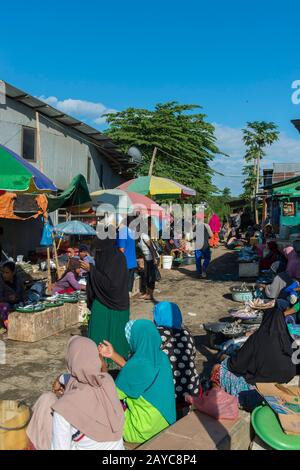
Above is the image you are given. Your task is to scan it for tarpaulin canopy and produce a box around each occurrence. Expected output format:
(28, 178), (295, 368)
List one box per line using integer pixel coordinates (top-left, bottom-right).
(47, 174), (92, 213)
(272, 176), (300, 198)
(0, 192), (48, 220)
(0, 144), (57, 193)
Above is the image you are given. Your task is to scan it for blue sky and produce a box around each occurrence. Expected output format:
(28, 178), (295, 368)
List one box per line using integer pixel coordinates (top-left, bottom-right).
(1, 0), (300, 194)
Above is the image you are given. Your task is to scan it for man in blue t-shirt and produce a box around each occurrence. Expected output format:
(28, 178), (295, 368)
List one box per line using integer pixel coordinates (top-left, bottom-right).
(116, 218), (137, 292)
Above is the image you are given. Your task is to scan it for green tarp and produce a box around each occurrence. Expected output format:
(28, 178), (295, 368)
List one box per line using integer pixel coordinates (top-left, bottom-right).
(47, 174), (91, 212)
(272, 179), (300, 197)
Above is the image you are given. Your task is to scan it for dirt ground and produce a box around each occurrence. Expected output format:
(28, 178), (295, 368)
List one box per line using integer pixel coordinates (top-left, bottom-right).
(0, 246), (240, 407)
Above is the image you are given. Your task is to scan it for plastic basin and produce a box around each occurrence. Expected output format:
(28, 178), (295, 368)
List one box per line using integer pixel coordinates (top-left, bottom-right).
(251, 405), (300, 450)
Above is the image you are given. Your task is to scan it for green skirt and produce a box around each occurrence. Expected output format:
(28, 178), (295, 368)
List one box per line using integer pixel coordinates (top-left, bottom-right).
(88, 299), (130, 367)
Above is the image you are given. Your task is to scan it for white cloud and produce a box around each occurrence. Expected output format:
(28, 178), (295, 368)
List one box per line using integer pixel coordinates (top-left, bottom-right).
(212, 123), (300, 195)
(38, 95), (117, 125)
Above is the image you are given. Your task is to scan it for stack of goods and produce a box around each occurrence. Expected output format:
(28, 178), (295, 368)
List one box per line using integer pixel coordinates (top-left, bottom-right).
(15, 291), (84, 313)
(238, 246), (259, 263)
(229, 305), (263, 322)
(256, 384), (300, 435)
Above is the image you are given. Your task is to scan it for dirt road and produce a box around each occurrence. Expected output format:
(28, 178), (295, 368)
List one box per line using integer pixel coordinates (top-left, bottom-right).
(0, 246), (239, 406)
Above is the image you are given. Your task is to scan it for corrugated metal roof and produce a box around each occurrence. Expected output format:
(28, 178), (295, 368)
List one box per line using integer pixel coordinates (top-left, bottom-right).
(2, 81), (136, 174)
(291, 119), (300, 133)
(273, 163), (300, 172)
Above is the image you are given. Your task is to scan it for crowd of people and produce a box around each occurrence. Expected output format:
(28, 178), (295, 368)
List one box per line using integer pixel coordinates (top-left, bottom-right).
(2, 209), (300, 450)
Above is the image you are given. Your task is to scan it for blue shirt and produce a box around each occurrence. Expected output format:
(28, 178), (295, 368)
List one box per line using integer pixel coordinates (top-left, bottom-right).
(116, 226), (137, 269)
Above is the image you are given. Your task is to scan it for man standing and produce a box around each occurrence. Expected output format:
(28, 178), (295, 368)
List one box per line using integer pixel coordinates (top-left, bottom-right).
(116, 216), (137, 293)
(194, 213), (213, 278)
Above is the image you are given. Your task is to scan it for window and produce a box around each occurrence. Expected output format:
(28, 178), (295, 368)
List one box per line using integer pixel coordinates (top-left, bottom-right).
(87, 156), (92, 184)
(22, 127), (36, 161)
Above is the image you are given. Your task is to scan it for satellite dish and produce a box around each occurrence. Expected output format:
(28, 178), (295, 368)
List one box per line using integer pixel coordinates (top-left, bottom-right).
(128, 146), (143, 164)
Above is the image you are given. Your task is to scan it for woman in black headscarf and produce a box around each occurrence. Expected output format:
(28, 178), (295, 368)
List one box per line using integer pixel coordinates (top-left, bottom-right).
(211, 307), (297, 401)
(84, 237), (130, 367)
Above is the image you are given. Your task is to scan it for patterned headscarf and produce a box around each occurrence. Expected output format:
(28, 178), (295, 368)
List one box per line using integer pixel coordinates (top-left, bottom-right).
(125, 320), (136, 345)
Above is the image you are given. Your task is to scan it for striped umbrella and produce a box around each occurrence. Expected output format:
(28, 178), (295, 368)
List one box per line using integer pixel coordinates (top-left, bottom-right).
(90, 189), (166, 218)
(0, 144), (57, 192)
(117, 175), (196, 199)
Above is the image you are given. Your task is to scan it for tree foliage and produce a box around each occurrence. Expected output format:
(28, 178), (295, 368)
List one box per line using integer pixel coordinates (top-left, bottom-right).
(208, 187), (234, 221)
(104, 102), (222, 201)
(242, 121), (279, 201)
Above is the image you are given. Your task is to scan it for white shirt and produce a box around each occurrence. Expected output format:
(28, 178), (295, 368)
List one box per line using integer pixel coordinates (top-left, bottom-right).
(194, 222), (213, 250)
(51, 412), (124, 451)
(139, 233), (153, 261)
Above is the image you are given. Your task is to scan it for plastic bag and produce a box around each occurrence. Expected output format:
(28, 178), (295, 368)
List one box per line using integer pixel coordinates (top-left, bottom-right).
(185, 387), (239, 421)
(40, 221), (54, 247)
(155, 266), (161, 282)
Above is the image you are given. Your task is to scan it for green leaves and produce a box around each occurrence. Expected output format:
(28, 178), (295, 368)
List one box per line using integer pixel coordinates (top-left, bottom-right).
(242, 121), (279, 201)
(104, 101), (222, 201)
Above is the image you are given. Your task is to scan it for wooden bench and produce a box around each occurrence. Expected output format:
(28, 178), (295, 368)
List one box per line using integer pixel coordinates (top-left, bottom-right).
(135, 410), (251, 450)
(8, 303), (80, 342)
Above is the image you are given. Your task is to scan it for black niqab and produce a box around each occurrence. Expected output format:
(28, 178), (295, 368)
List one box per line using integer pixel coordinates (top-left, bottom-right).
(86, 237), (129, 311)
(228, 307), (296, 385)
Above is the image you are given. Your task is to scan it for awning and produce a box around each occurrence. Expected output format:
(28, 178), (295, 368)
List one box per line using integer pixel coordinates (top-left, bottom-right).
(47, 174), (92, 213)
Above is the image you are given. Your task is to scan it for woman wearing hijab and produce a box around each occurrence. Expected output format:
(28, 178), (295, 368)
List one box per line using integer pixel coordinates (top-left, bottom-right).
(52, 259), (85, 295)
(99, 319), (176, 444)
(26, 336), (124, 450)
(208, 213), (221, 248)
(283, 246), (300, 279)
(211, 307), (297, 401)
(153, 302), (200, 402)
(85, 237), (130, 365)
(0, 261), (25, 328)
(259, 271), (294, 300)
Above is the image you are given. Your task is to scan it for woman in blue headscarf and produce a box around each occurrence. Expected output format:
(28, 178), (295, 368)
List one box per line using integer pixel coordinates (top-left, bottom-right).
(153, 302), (200, 402)
(98, 319), (176, 444)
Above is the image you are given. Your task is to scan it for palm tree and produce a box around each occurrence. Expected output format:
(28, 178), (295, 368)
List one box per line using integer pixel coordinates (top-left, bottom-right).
(242, 121), (279, 224)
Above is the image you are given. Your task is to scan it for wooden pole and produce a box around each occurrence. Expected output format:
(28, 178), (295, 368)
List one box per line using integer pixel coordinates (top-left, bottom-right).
(36, 111), (43, 172)
(52, 235), (60, 275)
(148, 147), (158, 177)
(57, 236), (63, 251)
(255, 155), (260, 225)
(46, 247), (52, 294)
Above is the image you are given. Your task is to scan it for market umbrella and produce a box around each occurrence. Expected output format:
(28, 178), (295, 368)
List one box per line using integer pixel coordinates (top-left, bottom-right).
(0, 144), (57, 192)
(55, 220), (97, 236)
(117, 176), (196, 199)
(90, 189), (166, 218)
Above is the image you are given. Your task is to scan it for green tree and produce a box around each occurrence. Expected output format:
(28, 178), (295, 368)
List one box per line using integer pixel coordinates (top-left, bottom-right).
(104, 102), (222, 201)
(221, 187), (231, 201)
(242, 121), (279, 223)
(208, 187), (234, 221)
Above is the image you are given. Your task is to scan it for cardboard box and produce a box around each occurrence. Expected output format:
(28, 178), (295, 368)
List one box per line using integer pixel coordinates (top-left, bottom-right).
(256, 383), (300, 435)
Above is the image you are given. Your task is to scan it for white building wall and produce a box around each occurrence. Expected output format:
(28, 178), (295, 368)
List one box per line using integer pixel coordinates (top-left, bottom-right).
(0, 97), (122, 192)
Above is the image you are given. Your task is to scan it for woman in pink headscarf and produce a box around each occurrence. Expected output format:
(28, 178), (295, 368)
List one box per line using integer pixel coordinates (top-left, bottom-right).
(208, 214), (221, 248)
(26, 336), (124, 450)
(283, 247), (300, 279)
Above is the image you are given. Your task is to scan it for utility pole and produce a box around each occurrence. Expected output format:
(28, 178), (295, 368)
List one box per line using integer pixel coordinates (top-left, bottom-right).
(148, 147), (158, 176)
